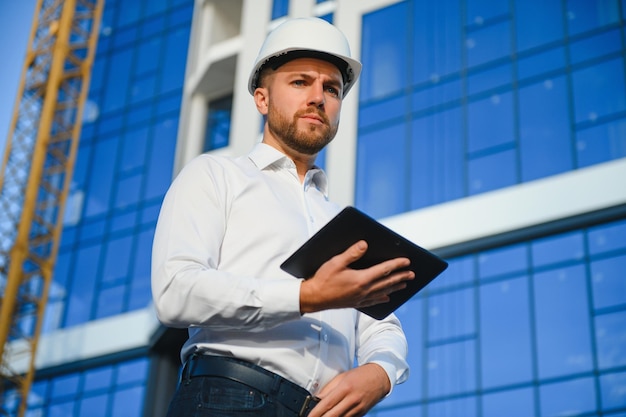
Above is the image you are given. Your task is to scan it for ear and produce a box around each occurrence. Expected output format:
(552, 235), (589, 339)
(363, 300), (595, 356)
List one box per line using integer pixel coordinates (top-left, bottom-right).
(254, 87), (269, 116)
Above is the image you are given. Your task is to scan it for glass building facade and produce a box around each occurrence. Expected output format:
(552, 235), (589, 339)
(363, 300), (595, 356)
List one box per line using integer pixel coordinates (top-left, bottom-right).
(2, 0), (624, 416)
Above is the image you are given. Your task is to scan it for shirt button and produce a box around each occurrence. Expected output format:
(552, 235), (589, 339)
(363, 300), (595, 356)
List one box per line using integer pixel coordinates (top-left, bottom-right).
(313, 382), (319, 389)
(323, 334), (328, 342)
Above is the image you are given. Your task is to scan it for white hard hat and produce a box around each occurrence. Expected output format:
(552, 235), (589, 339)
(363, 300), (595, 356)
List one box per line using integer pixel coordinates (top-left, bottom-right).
(248, 17), (362, 98)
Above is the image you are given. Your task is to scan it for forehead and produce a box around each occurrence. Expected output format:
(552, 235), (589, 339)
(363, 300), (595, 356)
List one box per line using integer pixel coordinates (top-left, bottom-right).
(272, 57), (343, 81)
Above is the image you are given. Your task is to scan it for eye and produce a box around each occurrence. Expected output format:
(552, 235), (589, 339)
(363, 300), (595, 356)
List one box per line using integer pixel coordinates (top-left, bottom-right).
(292, 79), (306, 87)
(326, 86), (340, 98)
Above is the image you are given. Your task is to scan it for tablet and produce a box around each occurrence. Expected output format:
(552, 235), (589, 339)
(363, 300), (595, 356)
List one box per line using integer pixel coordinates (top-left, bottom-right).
(280, 206), (448, 320)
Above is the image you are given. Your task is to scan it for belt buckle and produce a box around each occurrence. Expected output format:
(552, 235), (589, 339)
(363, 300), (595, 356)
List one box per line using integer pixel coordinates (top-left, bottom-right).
(299, 395), (319, 417)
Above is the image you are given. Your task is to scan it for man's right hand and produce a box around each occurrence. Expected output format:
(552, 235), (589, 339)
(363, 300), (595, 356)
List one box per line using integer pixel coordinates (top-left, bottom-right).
(299, 240), (415, 314)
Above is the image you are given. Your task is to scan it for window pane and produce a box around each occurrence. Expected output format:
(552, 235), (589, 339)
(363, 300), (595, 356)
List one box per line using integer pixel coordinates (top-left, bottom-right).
(361, 3), (408, 101)
(65, 244), (101, 326)
(468, 93), (514, 154)
(482, 387), (534, 417)
(595, 310), (626, 369)
(412, 0), (462, 83)
(85, 137), (119, 217)
(591, 255), (626, 310)
(410, 108), (465, 209)
(566, 0), (621, 36)
(480, 277), (533, 388)
(102, 49), (133, 112)
(569, 28), (622, 66)
(534, 265), (594, 378)
(572, 58), (626, 124)
(428, 340), (476, 397)
(600, 371), (626, 409)
(588, 219), (626, 255)
(576, 119), (626, 168)
(467, 148), (517, 195)
(428, 289), (475, 342)
(159, 26), (191, 93)
(356, 123), (407, 218)
(539, 377), (596, 417)
(531, 231), (584, 268)
(427, 395), (477, 417)
(478, 244), (527, 279)
(145, 118), (178, 199)
(515, 0), (563, 51)
(466, 0), (509, 24)
(466, 21), (511, 68)
(519, 77), (572, 181)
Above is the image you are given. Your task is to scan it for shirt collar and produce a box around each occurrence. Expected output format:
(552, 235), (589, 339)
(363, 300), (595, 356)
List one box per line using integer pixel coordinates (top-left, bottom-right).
(248, 142), (329, 198)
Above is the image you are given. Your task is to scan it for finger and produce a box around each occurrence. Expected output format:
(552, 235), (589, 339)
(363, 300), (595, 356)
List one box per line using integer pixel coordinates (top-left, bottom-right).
(334, 240), (368, 266)
(372, 257), (411, 279)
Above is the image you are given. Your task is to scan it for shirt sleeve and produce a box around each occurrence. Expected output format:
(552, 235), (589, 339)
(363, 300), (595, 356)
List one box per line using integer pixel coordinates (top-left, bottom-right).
(355, 312), (410, 391)
(151, 156), (303, 332)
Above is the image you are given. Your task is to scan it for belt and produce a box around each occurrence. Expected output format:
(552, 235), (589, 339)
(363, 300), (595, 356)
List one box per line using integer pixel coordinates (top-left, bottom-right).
(182, 354), (319, 417)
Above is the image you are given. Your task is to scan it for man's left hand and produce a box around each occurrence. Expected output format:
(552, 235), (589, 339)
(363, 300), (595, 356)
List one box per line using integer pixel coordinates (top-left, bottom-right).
(308, 363), (391, 417)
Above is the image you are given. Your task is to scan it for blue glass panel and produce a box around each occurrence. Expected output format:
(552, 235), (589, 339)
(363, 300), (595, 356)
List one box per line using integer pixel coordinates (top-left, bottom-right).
(478, 244), (527, 279)
(482, 387), (534, 417)
(116, 358), (149, 385)
(111, 386), (144, 417)
(376, 405), (422, 416)
(48, 401), (75, 417)
(117, 1), (141, 26)
(130, 74), (157, 104)
(159, 26), (191, 93)
(359, 95), (405, 129)
(531, 231), (584, 268)
(534, 265), (594, 378)
(65, 244), (101, 326)
(410, 109), (465, 208)
(467, 63), (512, 96)
(50, 374), (79, 399)
(102, 49), (133, 112)
(128, 228), (154, 310)
(145, 118), (178, 200)
(466, 0), (509, 24)
(427, 395), (477, 417)
(384, 299), (423, 405)
(466, 21), (511, 68)
(170, 3), (194, 27)
(572, 58), (626, 124)
(205, 96), (232, 152)
(467, 148), (517, 195)
(517, 47), (566, 81)
(145, 0), (167, 17)
(428, 288), (475, 342)
(121, 127), (149, 172)
(315, 147), (326, 172)
(110, 210), (138, 233)
(468, 92), (514, 154)
(591, 255), (626, 310)
(102, 235), (133, 283)
(412, 0), (462, 83)
(360, 3), (408, 101)
(141, 15), (165, 39)
(588, 219), (626, 255)
(600, 371), (626, 409)
(79, 218), (106, 242)
(78, 394), (108, 417)
(96, 285), (125, 319)
(115, 173), (143, 208)
(412, 78), (463, 112)
(90, 58), (107, 92)
(566, 0), (621, 36)
(74, 142), (93, 189)
(516, 0), (563, 51)
(576, 119), (626, 168)
(112, 26), (138, 49)
(519, 76), (573, 181)
(480, 277), (533, 388)
(356, 122), (407, 219)
(127, 102), (153, 126)
(271, 0), (289, 20)
(157, 91), (185, 116)
(570, 28), (622, 65)
(429, 255), (474, 289)
(595, 311), (626, 369)
(427, 340), (476, 397)
(85, 137), (119, 217)
(539, 377), (596, 416)
(83, 366), (113, 392)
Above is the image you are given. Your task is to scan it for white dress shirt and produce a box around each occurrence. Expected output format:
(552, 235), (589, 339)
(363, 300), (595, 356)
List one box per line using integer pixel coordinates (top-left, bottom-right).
(151, 143), (409, 395)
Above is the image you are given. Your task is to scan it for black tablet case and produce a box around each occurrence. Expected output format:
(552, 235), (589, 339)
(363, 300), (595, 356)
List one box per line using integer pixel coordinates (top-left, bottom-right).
(280, 206), (448, 320)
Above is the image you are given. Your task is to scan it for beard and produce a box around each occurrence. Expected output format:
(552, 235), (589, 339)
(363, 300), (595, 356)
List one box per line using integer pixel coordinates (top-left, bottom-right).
(267, 104), (339, 156)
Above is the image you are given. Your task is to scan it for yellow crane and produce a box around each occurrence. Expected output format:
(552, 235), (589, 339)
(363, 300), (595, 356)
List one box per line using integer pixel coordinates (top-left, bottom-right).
(0, 0), (104, 415)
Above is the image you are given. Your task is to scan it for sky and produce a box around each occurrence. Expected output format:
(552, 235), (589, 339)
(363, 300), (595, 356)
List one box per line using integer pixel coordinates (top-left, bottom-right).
(0, 1), (37, 155)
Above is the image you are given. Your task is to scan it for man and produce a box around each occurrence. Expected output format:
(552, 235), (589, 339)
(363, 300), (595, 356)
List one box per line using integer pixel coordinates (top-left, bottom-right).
(151, 17), (413, 417)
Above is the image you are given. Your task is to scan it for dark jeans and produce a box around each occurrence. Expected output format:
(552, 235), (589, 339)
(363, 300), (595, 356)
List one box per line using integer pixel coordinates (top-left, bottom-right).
(165, 376), (305, 417)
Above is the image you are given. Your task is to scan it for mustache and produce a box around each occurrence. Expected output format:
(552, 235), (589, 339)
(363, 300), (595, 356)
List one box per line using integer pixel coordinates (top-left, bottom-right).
(294, 107), (329, 125)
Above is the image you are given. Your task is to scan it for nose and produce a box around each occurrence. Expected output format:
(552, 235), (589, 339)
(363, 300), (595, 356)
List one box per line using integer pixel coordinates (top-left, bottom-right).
(307, 80), (325, 108)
